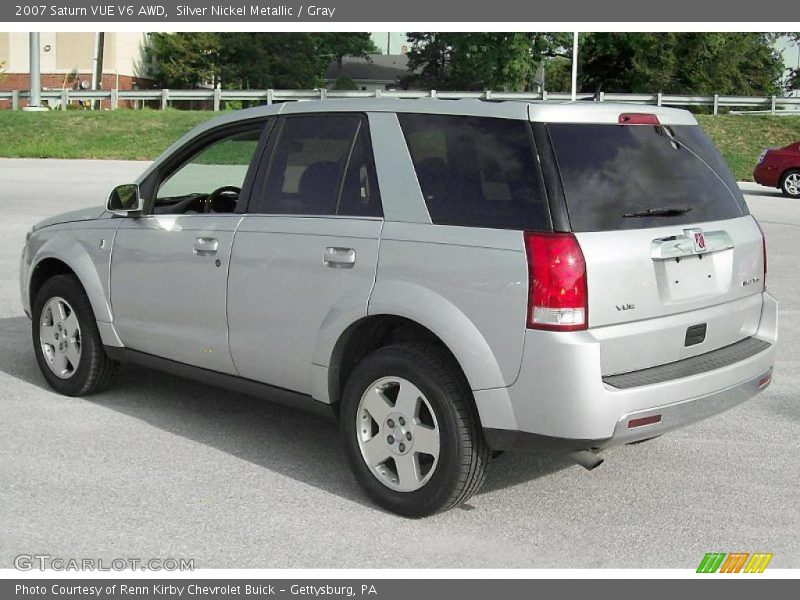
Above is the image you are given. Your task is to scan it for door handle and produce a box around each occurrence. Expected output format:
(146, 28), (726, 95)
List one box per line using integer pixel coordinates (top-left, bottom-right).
(193, 237), (219, 256)
(324, 247), (356, 268)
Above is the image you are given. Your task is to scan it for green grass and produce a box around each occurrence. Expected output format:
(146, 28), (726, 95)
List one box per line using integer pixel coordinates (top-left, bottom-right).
(0, 109), (214, 161)
(696, 114), (800, 181)
(1, 109), (799, 180)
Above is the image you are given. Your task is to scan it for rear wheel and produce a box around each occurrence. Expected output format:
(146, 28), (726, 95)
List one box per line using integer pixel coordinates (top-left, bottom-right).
(780, 169), (800, 198)
(32, 274), (116, 396)
(340, 343), (488, 517)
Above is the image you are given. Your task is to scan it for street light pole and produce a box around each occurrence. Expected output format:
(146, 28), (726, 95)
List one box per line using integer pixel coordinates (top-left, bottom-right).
(26, 32), (43, 110)
(571, 31), (579, 102)
(91, 32), (105, 110)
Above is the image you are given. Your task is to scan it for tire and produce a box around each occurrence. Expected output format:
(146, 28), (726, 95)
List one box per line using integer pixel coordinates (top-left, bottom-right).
(31, 274), (116, 396)
(780, 169), (800, 198)
(340, 343), (488, 517)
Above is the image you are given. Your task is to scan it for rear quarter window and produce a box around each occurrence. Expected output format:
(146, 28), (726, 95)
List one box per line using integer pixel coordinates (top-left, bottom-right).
(398, 114), (551, 231)
(547, 123), (746, 232)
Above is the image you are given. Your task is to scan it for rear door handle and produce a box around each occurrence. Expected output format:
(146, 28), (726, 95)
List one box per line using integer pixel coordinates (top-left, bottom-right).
(324, 247), (356, 268)
(193, 237), (219, 256)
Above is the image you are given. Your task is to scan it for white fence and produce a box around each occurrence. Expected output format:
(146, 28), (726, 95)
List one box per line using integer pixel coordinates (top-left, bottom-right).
(2, 88), (800, 114)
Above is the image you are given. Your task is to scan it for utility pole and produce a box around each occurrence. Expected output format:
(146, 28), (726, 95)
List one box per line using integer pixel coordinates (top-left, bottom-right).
(23, 32), (46, 111)
(91, 32), (105, 110)
(571, 32), (579, 101)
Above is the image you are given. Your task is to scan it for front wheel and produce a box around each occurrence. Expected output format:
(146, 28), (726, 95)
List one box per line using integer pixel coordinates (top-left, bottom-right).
(780, 169), (800, 198)
(32, 274), (116, 396)
(340, 343), (488, 517)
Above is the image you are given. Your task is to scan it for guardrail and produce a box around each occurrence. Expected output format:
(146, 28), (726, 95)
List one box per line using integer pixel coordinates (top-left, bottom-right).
(1, 88), (800, 114)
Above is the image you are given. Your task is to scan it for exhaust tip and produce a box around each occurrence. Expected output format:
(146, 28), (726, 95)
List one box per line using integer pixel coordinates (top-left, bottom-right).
(569, 450), (604, 471)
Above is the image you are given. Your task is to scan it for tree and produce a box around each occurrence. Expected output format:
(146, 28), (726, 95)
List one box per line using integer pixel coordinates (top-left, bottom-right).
(785, 33), (800, 92)
(579, 33), (784, 96)
(149, 32), (221, 88)
(543, 56), (572, 93)
(149, 32), (377, 90)
(318, 33), (378, 74)
(217, 33), (328, 89)
(333, 76), (358, 90)
(403, 33), (571, 91)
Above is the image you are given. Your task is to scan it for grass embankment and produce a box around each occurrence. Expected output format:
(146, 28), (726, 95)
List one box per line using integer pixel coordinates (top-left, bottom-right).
(1, 109), (800, 180)
(696, 114), (800, 181)
(0, 109), (213, 161)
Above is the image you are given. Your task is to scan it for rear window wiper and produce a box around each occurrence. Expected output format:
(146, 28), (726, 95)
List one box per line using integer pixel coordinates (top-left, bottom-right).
(622, 206), (693, 218)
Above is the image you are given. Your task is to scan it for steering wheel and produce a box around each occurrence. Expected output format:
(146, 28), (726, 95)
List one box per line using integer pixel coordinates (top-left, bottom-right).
(205, 185), (241, 214)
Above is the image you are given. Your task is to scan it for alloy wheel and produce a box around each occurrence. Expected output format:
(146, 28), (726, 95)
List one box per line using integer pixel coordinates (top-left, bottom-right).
(356, 376), (441, 492)
(39, 296), (82, 379)
(785, 173), (800, 196)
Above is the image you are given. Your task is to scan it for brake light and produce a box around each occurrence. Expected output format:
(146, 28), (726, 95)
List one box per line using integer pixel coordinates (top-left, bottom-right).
(524, 232), (588, 331)
(618, 113), (660, 126)
(756, 219), (767, 288)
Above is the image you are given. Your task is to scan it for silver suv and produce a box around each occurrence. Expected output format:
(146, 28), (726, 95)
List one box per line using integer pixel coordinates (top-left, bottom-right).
(20, 100), (777, 516)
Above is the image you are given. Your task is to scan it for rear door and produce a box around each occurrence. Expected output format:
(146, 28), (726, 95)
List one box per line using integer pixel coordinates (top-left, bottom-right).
(543, 119), (766, 374)
(227, 113), (383, 395)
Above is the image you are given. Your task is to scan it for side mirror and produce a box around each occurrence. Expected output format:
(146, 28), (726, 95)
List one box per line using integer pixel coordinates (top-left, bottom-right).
(106, 184), (143, 216)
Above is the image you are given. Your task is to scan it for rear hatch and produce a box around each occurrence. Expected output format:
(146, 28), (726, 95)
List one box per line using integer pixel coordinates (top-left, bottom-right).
(542, 112), (766, 375)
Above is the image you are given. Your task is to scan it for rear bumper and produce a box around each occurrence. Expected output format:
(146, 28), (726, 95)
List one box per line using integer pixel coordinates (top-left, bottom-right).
(485, 367), (772, 451)
(480, 292), (777, 451)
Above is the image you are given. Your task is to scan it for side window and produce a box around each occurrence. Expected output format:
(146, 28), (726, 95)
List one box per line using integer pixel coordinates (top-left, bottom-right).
(397, 113), (550, 231)
(154, 126), (263, 215)
(337, 123), (383, 217)
(255, 115), (360, 216)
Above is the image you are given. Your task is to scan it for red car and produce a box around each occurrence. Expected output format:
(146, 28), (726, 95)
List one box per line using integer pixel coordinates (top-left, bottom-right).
(753, 141), (800, 198)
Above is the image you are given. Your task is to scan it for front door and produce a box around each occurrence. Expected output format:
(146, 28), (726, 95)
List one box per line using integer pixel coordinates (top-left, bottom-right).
(110, 124), (266, 374)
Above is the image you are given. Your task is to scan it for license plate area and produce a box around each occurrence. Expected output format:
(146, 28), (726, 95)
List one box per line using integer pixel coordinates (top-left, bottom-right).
(654, 251), (731, 302)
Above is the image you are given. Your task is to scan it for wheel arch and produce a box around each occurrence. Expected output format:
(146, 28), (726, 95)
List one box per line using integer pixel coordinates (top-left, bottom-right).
(29, 238), (113, 326)
(326, 311), (518, 433)
(327, 314), (467, 405)
(29, 257), (77, 307)
(321, 281), (515, 429)
(780, 166), (800, 177)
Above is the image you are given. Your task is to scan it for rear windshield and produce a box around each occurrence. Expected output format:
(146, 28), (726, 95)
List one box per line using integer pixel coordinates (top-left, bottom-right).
(398, 114), (551, 231)
(547, 123), (747, 232)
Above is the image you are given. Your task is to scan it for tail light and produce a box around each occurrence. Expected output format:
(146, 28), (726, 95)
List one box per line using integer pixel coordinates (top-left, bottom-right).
(756, 219), (767, 288)
(524, 232), (588, 331)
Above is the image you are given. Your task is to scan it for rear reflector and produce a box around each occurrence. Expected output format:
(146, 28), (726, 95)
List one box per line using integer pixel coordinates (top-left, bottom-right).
(618, 113), (660, 126)
(628, 415), (662, 429)
(758, 371), (772, 388)
(524, 232), (588, 331)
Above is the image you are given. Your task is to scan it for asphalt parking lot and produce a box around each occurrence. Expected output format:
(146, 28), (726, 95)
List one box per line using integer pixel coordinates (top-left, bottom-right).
(1, 159), (798, 569)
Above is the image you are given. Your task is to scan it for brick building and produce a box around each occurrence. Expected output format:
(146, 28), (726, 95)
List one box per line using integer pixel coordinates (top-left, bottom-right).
(0, 32), (157, 108)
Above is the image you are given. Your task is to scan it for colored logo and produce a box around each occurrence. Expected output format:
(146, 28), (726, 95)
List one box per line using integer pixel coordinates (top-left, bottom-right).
(696, 552), (773, 573)
(684, 228), (707, 253)
(693, 231), (706, 251)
